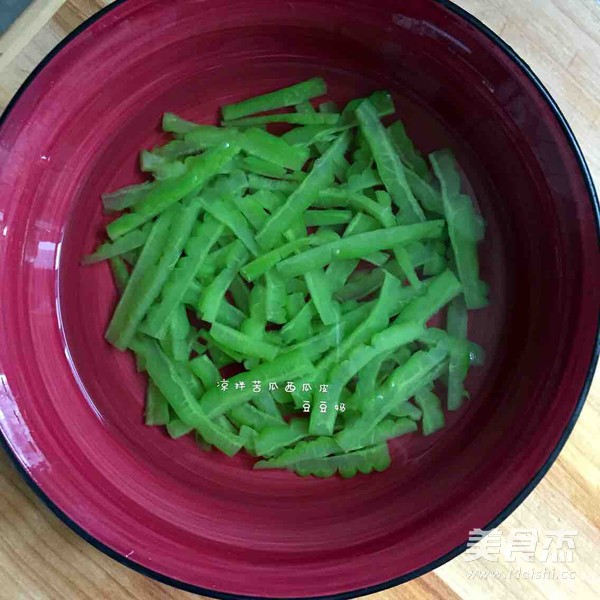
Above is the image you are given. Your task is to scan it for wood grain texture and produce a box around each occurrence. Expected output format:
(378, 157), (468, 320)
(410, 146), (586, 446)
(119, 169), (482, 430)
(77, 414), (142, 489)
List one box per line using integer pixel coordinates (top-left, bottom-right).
(0, 0), (69, 72)
(0, 1), (598, 598)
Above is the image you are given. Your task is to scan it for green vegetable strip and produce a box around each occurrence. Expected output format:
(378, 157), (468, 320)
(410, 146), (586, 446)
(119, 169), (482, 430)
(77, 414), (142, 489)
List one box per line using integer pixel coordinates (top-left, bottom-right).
(150, 140), (195, 161)
(182, 278), (202, 306)
(341, 91), (396, 123)
(348, 151), (371, 175)
(209, 322), (279, 361)
(447, 294), (468, 339)
(318, 190), (395, 228)
(332, 273), (401, 364)
(281, 91), (394, 149)
(145, 380), (170, 426)
(241, 237), (314, 282)
(166, 419), (194, 439)
(252, 391), (284, 418)
(336, 343), (449, 451)
(414, 389), (445, 435)
(232, 194), (270, 230)
(418, 327), (448, 346)
(430, 150), (488, 309)
(284, 277), (308, 295)
(235, 316), (264, 344)
(223, 113), (339, 127)
(388, 120), (430, 179)
(120, 249), (142, 266)
(198, 242), (249, 323)
(393, 246), (422, 288)
(254, 437), (339, 469)
(179, 123), (239, 147)
(277, 221), (444, 278)
(143, 218), (224, 337)
(131, 337), (243, 455)
(240, 127), (309, 170)
(248, 284), (267, 322)
(304, 268), (340, 326)
(200, 196), (259, 256)
(375, 190), (392, 209)
(354, 350), (395, 405)
(287, 323), (340, 360)
(256, 132), (351, 249)
(315, 324), (424, 433)
(203, 240), (239, 271)
(254, 419), (310, 457)
(214, 299), (246, 329)
(211, 169), (249, 197)
(199, 349), (315, 417)
(423, 249), (447, 276)
(390, 401), (423, 420)
(107, 196), (203, 349)
(217, 415), (238, 434)
(302, 209), (353, 226)
(265, 270), (287, 324)
(282, 125), (338, 146)
(247, 174), (299, 193)
(325, 213), (379, 291)
(159, 305), (191, 362)
(105, 207), (176, 349)
(356, 100), (426, 223)
(295, 101), (315, 113)
(238, 155), (287, 179)
(241, 232), (338, 281)
(405, 169), (444, 215)
(102, 182), (153, 212)
(281, 302), (315, 344)
(162, 113), (204, 134)
(228, 404), (285, 430)
(286, 292), (306, 319)
(109, 257), (130, 295)
(293, 444), (390, 478)
(83, 227), (150, 264)
(249, 189), (285, 213)
(446, 295), (470, 410)
(170, 352), (204, 397)
(221, 77), (327, 121)
(152, 131), (233, 160)
(346, 169), (382, 193)
(335, 268), (385, 302)
(140, 151), (186, 180)
(318, 101), (339, 113)
(309, 274), (403, 435)
(189, 355), (221, 389)
(393, 269), (462, 326)
(106, 143), (240, 240)
(308, 102), (351, 180)
(207, 340), (236, 369)
(340, 300), (361, 314)
(209, 339), (244, 363)
(229, 275), (250, 315)
(403, 242), (439, 269)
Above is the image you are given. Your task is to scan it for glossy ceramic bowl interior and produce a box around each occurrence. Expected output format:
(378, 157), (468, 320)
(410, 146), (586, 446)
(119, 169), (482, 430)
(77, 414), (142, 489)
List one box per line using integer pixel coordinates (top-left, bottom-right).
(0, 0), (598, 598)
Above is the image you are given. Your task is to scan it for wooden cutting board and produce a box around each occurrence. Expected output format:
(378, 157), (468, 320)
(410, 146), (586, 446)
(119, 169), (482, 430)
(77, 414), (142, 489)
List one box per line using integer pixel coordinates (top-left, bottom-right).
(0, 1), (598, 598)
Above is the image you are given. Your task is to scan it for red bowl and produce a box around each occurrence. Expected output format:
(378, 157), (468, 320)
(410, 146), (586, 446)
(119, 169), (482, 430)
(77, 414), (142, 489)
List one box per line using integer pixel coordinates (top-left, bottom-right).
(0, 0), (598, 598)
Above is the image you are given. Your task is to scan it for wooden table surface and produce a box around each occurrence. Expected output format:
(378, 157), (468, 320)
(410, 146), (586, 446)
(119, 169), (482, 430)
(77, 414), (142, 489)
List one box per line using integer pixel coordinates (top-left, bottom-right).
(0, 1), (598, 598)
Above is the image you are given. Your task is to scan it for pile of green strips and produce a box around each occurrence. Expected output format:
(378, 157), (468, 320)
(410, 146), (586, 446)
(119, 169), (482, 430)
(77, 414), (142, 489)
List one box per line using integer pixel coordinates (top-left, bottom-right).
(85, 77), (488, 478)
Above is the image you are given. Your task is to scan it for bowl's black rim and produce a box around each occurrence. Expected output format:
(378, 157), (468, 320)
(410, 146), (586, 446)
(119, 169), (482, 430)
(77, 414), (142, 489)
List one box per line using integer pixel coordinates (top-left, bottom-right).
(0, 0), (598, 598)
